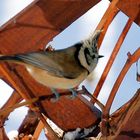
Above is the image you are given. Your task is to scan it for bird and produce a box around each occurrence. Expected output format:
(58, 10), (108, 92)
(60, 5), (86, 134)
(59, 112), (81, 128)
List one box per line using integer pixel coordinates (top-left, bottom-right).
(0, 30), (103, 100)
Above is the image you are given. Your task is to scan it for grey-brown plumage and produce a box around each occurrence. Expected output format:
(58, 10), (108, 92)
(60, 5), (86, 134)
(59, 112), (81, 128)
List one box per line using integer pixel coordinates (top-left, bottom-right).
(0, 30), (103, 90)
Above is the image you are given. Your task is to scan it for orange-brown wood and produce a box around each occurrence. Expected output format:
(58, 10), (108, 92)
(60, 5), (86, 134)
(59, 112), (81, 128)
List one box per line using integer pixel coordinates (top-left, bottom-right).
(0, 0), (140, 139)
(0, 0), (39, 31)
(1, 91), (22, 110)
(96, 0), (119, 31)
(96, 0), (120, 48)
(18, 110), (39, 136)
(1, 91), (22, 121)
(113, 89), (140, 140)
(104, 47), (140, 118)
(0, 0), (100, 54)
(93, 18), (133, 99)
(0, 126), (9, 140)
(33, 120), (44, 140)
(117, 0), (140, 26)
(41, 96), (101, 131)
(101, 89), (140, 140)
(0, 0), (101, 134)
(98, 7), (119, 48)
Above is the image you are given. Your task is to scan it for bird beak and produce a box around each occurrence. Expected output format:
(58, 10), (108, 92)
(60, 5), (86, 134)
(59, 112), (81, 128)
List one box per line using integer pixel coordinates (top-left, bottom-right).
(98, 55), (104, 58)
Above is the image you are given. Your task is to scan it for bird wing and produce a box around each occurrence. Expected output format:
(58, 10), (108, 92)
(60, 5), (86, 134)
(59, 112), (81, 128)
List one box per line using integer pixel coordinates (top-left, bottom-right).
(15, 46), (86, 79)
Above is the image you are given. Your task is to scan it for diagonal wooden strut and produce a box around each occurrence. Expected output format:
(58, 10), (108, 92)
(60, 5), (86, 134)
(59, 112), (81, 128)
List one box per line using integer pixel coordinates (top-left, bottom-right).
(91, 18), (133, 102)
(0, 64), (60, 140)
(103, 47), (140, 118)
(96, 0), (120, 48)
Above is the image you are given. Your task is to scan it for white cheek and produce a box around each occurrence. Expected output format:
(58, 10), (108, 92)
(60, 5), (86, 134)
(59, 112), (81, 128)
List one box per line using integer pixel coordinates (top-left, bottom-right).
(95, 58), (98, 64)
(89, 59), (98, 72)
(78, 48), (89, 69)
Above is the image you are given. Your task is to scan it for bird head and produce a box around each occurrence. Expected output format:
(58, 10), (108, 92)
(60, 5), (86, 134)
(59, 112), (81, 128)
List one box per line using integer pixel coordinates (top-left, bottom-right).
(78, 30), (104, 73)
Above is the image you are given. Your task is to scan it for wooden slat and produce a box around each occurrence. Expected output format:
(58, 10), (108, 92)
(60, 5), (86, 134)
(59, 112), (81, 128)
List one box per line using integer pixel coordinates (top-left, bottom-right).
(0, 0), (100, 54)
(101, 48), (140, 136)
(104, 48), (140, 118)
(0, 0), (101, 131)
(101, 89), (140, 140)
(93, 19), (133, 98)
(41, 95), (101, 131)
(117, 0), (140, 26)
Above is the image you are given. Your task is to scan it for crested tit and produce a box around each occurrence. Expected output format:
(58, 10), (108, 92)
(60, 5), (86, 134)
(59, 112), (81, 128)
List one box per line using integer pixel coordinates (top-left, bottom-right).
(0, 30), (103, 98)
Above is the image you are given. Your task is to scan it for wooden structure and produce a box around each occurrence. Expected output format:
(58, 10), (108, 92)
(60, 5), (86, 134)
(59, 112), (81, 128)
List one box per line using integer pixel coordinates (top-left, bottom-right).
(0, 0), (140, 139)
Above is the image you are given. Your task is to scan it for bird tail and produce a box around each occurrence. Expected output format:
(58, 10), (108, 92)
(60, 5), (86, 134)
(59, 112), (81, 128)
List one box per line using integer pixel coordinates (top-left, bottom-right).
(0, 55), (20, 63)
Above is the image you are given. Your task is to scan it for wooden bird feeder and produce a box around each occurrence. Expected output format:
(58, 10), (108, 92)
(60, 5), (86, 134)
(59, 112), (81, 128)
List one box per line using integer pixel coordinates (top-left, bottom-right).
(0, 0), (140, 139)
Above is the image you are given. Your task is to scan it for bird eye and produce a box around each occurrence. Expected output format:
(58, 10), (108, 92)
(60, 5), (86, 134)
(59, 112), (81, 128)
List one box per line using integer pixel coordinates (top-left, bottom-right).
(84, 48), (90, 56)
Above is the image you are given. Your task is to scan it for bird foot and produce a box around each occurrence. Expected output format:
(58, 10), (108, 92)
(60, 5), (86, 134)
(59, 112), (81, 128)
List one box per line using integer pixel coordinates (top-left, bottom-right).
(50, 88), (60, 102)
(67, 89), (77, 99)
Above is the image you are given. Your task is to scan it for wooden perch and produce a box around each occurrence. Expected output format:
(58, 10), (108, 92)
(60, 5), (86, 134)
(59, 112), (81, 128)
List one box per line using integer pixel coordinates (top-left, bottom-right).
(0, 88), (101, 139)
(0, 88), (102, 118)
(0, 0), (139, 139)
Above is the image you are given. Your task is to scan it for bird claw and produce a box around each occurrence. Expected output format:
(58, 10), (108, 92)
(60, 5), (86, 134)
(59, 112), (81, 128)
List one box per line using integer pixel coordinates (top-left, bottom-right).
(67, 89), (77, 99)
(50, 88), (77, 101)
(50, 88), (60, 102)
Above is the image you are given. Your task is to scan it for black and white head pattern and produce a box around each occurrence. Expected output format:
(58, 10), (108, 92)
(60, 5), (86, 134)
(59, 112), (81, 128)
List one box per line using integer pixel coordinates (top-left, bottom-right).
(78, 30), (101, 73)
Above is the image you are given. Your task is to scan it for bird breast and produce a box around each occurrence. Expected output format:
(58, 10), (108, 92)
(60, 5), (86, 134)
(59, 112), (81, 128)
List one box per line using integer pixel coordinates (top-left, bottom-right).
(26, 65), (88, 89)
